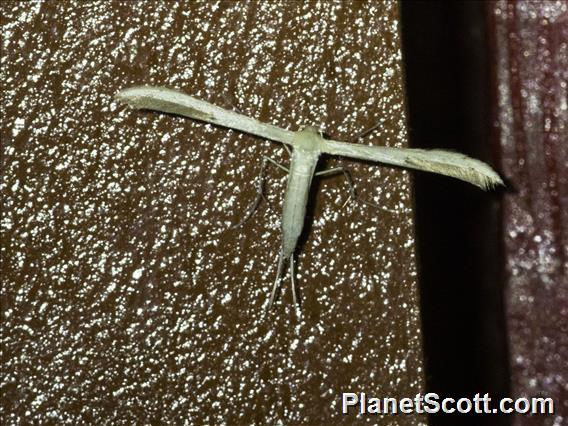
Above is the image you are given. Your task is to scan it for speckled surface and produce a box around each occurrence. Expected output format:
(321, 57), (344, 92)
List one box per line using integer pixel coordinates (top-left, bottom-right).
(2, 2), (425, 424)
(489, 1), (567, 425)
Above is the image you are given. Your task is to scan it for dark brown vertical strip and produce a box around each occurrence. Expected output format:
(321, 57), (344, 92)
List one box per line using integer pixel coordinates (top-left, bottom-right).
(401, 3), (511, 425)
(488, 1), (568, 425)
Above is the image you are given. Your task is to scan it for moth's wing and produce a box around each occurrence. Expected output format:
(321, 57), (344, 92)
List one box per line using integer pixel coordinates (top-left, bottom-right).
(324, 140), (503, 190)
(115, 86), (296, 146)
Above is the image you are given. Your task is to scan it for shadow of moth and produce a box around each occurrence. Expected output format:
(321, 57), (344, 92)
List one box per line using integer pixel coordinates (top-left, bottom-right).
(115, 86), (503, 310)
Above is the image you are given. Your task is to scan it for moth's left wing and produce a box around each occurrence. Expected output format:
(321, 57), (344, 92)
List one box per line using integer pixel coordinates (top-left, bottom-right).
(115, 86), (296, 146)
(323, 139), (503, 190)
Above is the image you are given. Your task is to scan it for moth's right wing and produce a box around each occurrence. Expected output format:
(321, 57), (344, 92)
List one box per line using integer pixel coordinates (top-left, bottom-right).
(323, 139), (503, 190)
(115, 86), (296, 146)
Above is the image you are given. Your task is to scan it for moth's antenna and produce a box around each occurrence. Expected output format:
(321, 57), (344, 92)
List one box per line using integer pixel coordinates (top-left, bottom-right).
(268, 252), (284, 310)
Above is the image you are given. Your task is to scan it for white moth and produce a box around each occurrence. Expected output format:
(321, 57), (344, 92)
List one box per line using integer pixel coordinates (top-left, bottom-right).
(115, 86), (503, 310)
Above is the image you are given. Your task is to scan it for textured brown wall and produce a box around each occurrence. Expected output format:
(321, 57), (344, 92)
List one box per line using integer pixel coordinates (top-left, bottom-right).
(2, 1), (425, 424)
(488, 1), (567, 425)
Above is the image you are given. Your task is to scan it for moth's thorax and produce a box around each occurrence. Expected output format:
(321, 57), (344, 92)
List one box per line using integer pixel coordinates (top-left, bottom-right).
(293, 126), (326, 152)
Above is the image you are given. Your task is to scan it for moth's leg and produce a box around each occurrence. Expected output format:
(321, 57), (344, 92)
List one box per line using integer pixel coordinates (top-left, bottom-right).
(315, 167), (357, 206)
(220, 92), (243, 114)
(351, 122), (381, 142)
(315, 167), (345, 177)
(231, 156), (289, 229)
(316, 167), (387, 210)
(267, 251), (285, 310)
(264, 156), (289, 173)
(282, 143), (292, 157)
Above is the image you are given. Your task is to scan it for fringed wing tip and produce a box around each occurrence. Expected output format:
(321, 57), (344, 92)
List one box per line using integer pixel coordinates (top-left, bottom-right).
(478, 171), (504, 190)
(405, 149), (504, 191)
(474, 175), (503, 191)
(431, 150), (504, 190)
(456, 154), (504, 190)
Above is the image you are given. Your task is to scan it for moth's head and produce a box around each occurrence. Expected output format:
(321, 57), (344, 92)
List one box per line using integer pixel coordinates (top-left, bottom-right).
(301, 125), (325, 136)
(295, 126), (326, 151)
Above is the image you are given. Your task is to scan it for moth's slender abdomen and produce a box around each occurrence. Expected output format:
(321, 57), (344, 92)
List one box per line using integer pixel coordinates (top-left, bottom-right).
(266, 148), (317, 308)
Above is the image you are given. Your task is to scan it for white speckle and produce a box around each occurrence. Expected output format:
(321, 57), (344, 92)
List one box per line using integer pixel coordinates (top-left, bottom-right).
(12, 117), (25, 136)
(107, 182), (121, 193)
(132, 268), (143, 280)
